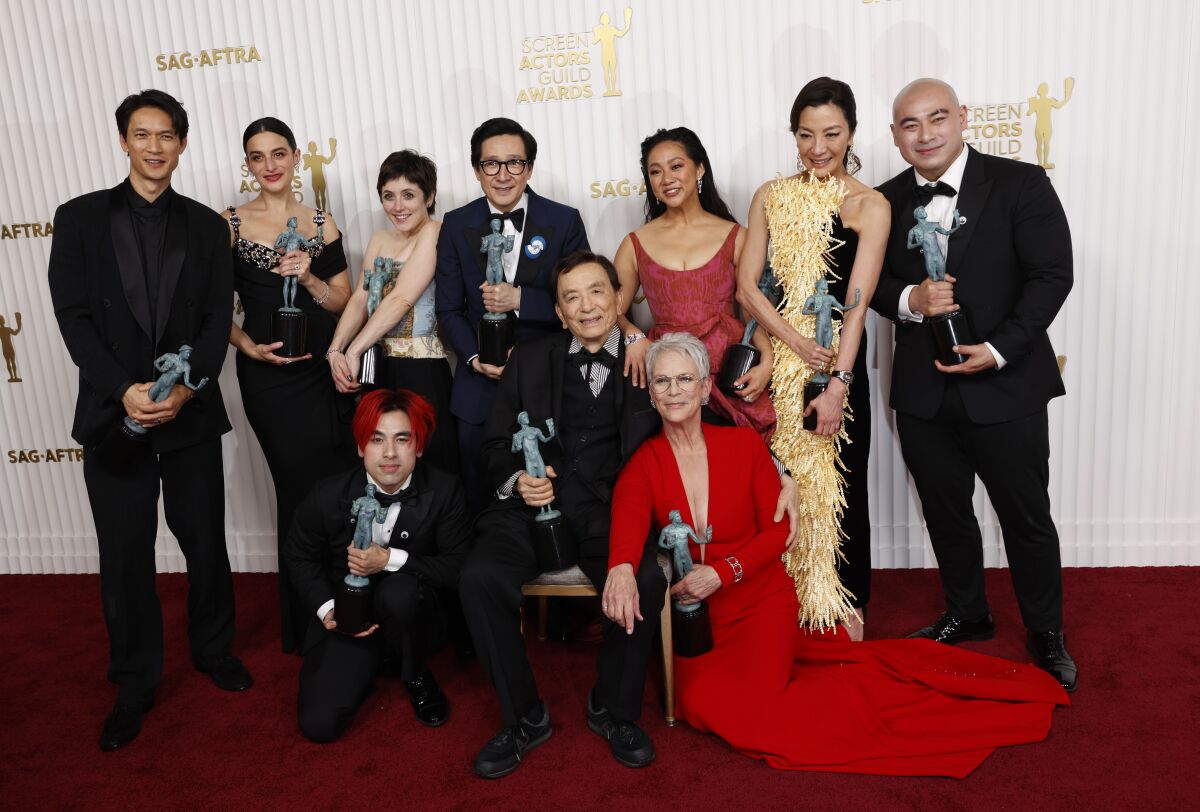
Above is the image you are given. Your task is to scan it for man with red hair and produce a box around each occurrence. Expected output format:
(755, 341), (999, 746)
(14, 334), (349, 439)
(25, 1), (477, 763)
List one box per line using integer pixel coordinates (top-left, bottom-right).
(285, 388), (471, 742)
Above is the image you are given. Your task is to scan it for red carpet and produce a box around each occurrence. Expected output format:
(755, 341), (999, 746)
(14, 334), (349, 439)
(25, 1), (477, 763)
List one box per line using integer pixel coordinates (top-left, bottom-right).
(2, 568), (1195, 809)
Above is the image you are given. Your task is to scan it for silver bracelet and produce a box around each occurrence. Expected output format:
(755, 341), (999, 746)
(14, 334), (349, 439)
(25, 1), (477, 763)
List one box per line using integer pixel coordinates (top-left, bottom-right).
(725, 556), (744, 584)
(313, 279), (332, 306)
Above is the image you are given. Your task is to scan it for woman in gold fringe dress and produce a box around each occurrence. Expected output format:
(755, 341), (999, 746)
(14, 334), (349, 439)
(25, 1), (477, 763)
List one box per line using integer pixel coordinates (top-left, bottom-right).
(736, 77), (889, 639)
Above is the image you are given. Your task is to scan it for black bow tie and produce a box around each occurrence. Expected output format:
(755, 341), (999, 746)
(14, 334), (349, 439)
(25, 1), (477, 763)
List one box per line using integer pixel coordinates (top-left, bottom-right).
(914, 181), (957, 205)
(568, 347), (616, 371)
(375, 484), (418, 508)
(492, 208), (525, 232)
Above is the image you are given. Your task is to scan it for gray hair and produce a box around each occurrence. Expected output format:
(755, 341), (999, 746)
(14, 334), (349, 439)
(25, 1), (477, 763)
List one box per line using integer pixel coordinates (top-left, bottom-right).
(645, 332), (710, 380)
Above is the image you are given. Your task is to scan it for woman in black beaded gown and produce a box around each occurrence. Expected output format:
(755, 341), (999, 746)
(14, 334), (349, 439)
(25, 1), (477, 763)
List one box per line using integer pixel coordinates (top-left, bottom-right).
(222, 117), (358, 653)
(737, 78), (890, 639)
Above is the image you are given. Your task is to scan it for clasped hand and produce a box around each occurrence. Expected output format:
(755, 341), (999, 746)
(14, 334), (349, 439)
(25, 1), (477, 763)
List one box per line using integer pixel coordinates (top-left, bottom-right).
(516, 465), (557, 508)
(322, 608), (379, 638)
(670, 564), (722, 605)
(346, 542), (389, 577)
(480, 281), (520, 313)
(121, 382), (191, 427)
(909, 273), (959, 318)
(279, 249), (313, 285)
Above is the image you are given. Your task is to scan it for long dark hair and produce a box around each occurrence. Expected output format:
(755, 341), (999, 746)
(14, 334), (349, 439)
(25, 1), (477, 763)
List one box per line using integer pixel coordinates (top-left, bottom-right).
(241, 116), (298, 154)
(789, 77), (861, 173)
(639, 127), (735, 223)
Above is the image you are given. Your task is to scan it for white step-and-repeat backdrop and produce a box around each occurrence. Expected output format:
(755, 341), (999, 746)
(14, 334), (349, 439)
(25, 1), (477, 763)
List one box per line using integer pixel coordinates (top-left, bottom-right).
(2, 0), (1197, 573)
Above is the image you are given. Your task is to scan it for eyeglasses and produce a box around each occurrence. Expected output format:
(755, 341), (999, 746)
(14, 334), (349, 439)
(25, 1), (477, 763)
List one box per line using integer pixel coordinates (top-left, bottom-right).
(650, 373), (701, 394)
(477, 159), (530, 176)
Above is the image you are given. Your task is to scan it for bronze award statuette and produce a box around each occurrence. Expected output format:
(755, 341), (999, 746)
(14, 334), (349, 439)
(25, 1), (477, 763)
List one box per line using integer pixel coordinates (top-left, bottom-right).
(907, 205), (974, 365)
(96, 344), (208, 472)
(512, 411), (574, 571)
(801, 279), (860, 431)
(271, 216), (321, 358)
(658, 510), (713, 658)
(336, 483), (389, 634)
(478, 218), (516, 366)
(357, 256), (393, 386)
(718, 258), (780, 395)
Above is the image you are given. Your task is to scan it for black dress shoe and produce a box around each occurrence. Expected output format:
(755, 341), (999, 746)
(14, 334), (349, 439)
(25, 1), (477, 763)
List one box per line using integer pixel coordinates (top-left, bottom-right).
(474, 702), (553, 779)
(907, 612), (995, 645)
(586, 689), (656, 768)
(1027, 631), (1078, 692)
(404, 670), (449, 727)
(99, 700), (149, 751)
(195, 655), (253, 691)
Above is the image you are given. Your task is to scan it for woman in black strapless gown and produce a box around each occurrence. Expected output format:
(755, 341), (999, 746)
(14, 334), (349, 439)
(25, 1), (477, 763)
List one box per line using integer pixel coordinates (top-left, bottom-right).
(737, 78), (890, 638)
(223, 117), (358, 653)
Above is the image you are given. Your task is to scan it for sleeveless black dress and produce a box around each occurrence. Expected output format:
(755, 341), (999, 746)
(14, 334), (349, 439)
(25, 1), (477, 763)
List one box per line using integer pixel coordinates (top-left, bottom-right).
(229, 208), (358, 653)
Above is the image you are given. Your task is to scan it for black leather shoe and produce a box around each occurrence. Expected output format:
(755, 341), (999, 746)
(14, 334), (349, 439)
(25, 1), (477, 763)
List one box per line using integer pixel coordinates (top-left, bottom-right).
(195, 655), (253, 691)
(404, 670), (449, 727)
(473, 702), (553, 779)
(907, 612), (995, 645)
(1027, 631), (1078, 692)
(99, 700), (149, 751)
(586, 689), (656, 768)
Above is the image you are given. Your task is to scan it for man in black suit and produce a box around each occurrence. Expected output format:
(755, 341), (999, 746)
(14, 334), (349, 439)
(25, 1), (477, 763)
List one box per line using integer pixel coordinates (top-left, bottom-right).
(873, 78), (1076, 690)
(285, 388), (471, 742)
(48, 89), (251, 751)
(434, 118), (592, 515)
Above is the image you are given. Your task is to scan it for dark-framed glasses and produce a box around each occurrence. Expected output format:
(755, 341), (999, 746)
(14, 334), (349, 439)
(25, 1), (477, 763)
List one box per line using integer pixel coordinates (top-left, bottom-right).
(478, 158), (529, 176)
(651, 373), (701, 394)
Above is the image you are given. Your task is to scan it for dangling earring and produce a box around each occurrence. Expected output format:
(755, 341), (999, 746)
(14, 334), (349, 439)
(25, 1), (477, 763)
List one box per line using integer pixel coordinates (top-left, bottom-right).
(697, 177), (704, 195)
(845, 144), (862, 175)
(796, 152), (805, 173)
(700, 395), (710, 406)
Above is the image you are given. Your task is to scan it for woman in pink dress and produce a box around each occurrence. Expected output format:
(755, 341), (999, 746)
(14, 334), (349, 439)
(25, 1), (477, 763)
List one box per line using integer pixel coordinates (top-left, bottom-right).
(613, 127), (776, 441)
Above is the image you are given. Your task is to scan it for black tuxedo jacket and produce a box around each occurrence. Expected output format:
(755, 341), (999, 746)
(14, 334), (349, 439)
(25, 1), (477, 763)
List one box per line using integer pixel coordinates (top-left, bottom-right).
(434, 187), (589, 424)
(872, 147), (1073, 423)
(284, 463), (471, 649)
(480, 331), (660, 513)
(48, 180), (233, 451)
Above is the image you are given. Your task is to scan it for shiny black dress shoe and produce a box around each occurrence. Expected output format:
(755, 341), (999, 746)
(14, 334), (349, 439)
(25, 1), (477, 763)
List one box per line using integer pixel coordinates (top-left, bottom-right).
(404, 670), (449, 727)
(1027, 631), (1078, 692)
(907, 612), (995, 644)
(195, 655), (253, 691)
(99, 700), (150, 751)
(474, 702), (553, 779)
(586, 689), (656, 768)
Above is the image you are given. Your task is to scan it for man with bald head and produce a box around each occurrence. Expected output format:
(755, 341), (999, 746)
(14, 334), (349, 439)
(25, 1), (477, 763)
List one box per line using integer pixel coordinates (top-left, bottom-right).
(871, 79), (1077, 691)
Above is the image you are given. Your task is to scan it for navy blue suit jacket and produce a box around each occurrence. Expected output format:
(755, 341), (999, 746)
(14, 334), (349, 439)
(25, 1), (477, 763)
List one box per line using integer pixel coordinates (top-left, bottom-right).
(434, 187), (588, 424)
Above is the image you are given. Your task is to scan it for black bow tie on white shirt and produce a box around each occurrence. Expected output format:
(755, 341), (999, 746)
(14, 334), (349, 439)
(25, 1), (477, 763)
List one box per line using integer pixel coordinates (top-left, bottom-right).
(493, 208), (525, 232)
(375, 484), (417, 508)
(913, 181), (957, 205)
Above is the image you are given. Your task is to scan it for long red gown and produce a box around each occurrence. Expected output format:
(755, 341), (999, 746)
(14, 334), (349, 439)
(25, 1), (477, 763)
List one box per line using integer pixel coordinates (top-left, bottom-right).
(609, 425), (1069, 777)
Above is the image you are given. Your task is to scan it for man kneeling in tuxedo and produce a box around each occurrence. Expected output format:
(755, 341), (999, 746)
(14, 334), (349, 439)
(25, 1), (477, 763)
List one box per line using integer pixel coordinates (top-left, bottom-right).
(285, 389), (471, 742)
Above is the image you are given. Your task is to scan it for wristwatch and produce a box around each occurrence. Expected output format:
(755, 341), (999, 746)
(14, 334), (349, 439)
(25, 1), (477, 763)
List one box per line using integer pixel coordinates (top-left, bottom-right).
(624, 332), (645, 347)
(831, 370), (855, 386)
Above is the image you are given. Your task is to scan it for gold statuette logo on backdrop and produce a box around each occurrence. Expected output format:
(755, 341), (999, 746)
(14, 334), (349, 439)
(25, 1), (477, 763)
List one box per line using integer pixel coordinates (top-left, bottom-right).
(964, 77), (1076, 170)
(0, 310), (21, 383)
(517, 7), (634, 104)
(303, 139), (338, 211)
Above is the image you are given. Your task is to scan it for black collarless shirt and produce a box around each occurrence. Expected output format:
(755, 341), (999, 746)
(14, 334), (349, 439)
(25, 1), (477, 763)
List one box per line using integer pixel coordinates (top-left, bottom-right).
(124, 180), (173, 324)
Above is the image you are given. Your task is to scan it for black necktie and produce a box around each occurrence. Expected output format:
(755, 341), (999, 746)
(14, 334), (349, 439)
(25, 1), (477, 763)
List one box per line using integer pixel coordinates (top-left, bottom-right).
(493, 208), (525, 232)
(375, 484), (417, 508)
(914, 181), (957, 205)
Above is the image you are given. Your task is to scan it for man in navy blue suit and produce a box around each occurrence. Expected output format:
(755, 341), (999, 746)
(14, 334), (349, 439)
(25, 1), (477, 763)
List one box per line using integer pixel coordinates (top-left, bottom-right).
(435, 118), (590, 514)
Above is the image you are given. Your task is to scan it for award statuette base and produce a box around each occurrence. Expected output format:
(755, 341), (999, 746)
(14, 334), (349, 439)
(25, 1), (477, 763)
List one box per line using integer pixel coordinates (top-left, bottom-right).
(671, 600), (714, 658)
(358, 343), (383, 386)
(717, 343), (760, 396)
(272, 309), (308, 358)
(928, 309), (975, 367)
(532, 509), (576, 572)
(334, 577), (373, 635)
(803, 379), (828, 432)
(478, 314), (514, 367)
(93, 418), (151, 473)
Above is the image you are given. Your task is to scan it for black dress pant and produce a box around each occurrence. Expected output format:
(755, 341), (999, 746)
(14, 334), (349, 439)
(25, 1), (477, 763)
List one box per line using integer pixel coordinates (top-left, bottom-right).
(837, 347), (873, 608)
(456, 418), (489, 518)
(459, 497), (666, 727)
(82, 436), (235, 706)
(297, 572), (431, 743)
(897, 383), (1063, 632)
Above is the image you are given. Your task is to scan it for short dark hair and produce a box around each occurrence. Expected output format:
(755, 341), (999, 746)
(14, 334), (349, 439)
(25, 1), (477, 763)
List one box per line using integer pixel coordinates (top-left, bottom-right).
(639, 127), (735, 223)
(376, 150), (438, 214)
(352, 388), (436, 454)
(789, 77), (860, 171)
(241, 117), (298, 154)
(470, 117), (537, 167)
(552, 250), (621, 299)
(115, 89), (189, 140)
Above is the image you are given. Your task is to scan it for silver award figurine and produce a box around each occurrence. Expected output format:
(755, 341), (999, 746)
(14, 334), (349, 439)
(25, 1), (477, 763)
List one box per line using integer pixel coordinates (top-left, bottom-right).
(718, 257), (780, 395)
(907, 206), (974, 365)
(271, 215), (323, 357)
(800, 279), (860, 432)
(477, 218), (516, 366)
(335, 483), (389, 634)
(658, 510), (714, 657)
(512, 410), (573, 571)
(357, 256), (394, 386)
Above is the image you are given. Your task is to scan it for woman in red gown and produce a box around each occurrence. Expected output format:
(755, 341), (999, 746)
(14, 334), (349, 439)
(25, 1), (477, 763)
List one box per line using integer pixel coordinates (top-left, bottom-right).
(606, 333), (1069, 777)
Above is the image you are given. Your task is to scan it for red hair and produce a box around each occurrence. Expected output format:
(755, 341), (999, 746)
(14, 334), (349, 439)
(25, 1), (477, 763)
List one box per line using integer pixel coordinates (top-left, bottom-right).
(352, 388), (436, 453)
